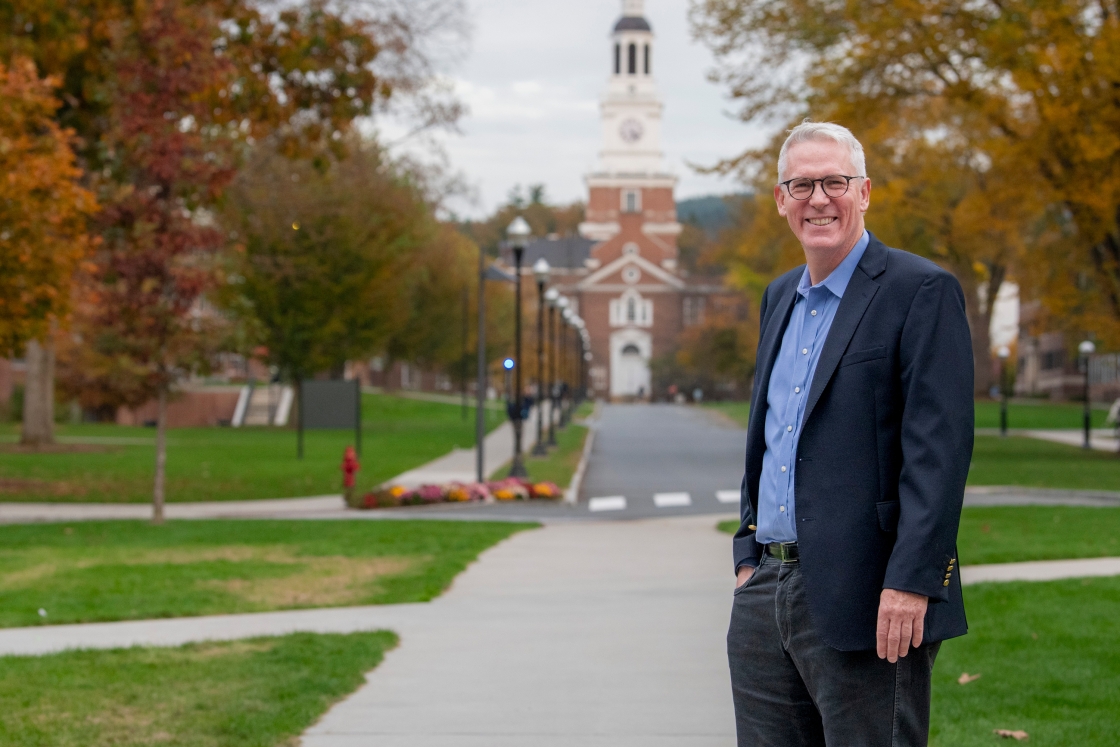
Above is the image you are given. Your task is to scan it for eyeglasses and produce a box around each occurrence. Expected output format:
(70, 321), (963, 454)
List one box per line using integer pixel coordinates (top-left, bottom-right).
(779, 175), (865, 200)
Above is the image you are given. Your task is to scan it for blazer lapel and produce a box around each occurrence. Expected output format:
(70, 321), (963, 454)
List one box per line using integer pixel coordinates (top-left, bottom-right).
(750, 279), (798, 426)
(800, 238), (888, 428)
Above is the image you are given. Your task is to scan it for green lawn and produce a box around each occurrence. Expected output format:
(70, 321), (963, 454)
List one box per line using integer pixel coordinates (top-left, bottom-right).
(975, 398), (1109, 430)
(958, 506), (1120, 564)
(0, 393), (505, 503)
(704, 401), (751, 428)
(0, 519), (534, 628)
(968, 436), (1120, 491)
(721, 506), (1120, 565)
(930, 577), (1120, 746)
(0, 631), (395, 746)
(490, 423), (589, 487)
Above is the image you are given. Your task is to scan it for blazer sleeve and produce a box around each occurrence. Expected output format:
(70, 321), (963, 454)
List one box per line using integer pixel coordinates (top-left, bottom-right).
(732, 283), (771, 572)
(883, 271), (974, 602)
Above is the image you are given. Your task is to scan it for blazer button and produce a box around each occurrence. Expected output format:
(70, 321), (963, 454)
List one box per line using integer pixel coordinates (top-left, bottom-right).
(748, 525), (757, 531)
(943, 580), (950, 586)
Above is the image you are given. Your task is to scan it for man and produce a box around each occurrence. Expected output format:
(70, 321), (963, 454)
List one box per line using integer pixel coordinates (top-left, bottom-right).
(728, 121), (973, 746)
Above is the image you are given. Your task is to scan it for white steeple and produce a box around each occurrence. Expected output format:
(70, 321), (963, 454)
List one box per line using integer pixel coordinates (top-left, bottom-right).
(591, 0), (670, 180)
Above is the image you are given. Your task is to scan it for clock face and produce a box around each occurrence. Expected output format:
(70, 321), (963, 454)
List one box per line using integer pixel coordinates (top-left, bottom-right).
(619, 118), (644, 143)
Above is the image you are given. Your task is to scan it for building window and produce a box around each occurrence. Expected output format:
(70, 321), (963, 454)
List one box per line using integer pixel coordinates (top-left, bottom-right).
(614, 43), (620, 74)
(622, 189), (641, 213)
(683, 297), (706, 327)
(621, 343), (641, 356)
(644, 44), (650, 74)
(628, 43), (637, 74)
(611, 289), (653, 328)
(622, 266), (641, 284)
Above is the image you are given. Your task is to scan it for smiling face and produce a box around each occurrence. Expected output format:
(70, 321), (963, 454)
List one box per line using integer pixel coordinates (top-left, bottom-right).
(774, 138), (871, 278)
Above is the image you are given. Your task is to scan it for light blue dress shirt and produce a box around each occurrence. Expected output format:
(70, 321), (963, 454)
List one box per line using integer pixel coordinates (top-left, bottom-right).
(756, 230), (870, 545)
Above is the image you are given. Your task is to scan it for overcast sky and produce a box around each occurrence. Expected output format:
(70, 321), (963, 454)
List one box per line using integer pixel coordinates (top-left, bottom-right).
(377, 0), (771, 218)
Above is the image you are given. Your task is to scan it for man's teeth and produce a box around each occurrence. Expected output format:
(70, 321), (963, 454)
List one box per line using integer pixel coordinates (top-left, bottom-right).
(808, 218), (835, 226)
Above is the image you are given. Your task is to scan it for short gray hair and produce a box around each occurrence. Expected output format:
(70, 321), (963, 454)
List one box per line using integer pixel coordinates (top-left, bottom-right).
(777, 121), (867, 182)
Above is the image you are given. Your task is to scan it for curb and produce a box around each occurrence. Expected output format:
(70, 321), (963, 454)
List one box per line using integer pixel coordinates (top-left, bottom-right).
(565, 401), (600, 505)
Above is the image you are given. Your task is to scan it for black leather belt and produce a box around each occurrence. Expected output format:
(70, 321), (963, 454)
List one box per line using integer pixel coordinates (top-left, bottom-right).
(765, 541), (799, 562)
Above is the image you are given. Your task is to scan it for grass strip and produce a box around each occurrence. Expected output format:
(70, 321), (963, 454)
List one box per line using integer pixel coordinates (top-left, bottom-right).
(0, 519), (535, 628)
(0, 631), (395, 747)
(968, 435), (1120, 491)
(931, 577), (1120, 746)
(719, 506), (1120, 565)
(0, 393), (505, 503)
(489, 424), (589, 487)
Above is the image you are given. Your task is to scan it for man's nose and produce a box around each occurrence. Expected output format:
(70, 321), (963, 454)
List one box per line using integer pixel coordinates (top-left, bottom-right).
(808, 183), (831, 208)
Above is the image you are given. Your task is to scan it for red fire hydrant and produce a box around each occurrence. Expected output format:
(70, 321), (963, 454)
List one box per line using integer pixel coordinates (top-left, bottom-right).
(341, 445), (360, 508)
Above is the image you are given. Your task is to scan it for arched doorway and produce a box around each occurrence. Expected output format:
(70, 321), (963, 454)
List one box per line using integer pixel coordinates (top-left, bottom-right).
(610, 330), (651, 399)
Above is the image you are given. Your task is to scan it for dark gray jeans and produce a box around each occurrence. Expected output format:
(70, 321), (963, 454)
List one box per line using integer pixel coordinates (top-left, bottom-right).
(727, 555), (939, 747)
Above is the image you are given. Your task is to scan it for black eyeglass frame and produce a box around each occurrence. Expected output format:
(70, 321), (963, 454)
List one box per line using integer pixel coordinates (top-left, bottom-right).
(778, 175), (866, 200)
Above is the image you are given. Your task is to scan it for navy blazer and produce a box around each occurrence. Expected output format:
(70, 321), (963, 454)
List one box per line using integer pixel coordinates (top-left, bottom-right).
(734, 233), (974, 651)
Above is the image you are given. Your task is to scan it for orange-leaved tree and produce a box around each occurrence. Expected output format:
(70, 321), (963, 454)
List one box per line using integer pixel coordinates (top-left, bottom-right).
(0, 57), (95, 445)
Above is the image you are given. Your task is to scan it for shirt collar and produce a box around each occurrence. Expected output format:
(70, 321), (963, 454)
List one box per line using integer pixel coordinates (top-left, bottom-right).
(797, 230), (870, 300)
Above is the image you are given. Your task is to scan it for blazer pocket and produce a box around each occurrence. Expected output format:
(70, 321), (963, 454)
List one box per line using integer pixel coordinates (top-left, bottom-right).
(876, 500), (900, 532)
(839, 345), (887, 368)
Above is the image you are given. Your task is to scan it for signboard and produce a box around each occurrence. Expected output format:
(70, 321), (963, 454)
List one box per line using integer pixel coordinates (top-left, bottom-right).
(298, 379), (361, 457)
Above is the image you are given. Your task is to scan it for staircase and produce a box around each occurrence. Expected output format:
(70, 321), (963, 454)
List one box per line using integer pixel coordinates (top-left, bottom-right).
(232, 383), (293, 427)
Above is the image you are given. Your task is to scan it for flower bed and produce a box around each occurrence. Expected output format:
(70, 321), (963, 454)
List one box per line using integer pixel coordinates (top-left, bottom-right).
(355, 478), (562, 509)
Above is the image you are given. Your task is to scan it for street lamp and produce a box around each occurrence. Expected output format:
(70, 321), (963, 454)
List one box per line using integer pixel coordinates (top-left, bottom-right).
(507, 216), (531, 477)
(561, 306), (574, 425)
(545, 287), (560, 446)
(1079, 339), (1096, 449)
(997, 346), (1011, 437)
(531, 258), (550, 456)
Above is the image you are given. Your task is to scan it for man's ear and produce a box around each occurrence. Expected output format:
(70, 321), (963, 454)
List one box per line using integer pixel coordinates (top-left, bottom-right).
(774, 184), (787, 216)
(859, 177), (871, 213)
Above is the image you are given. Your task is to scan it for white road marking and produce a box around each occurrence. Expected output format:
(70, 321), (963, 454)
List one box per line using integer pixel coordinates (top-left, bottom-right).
(653, 492), (692, 508)
(588, 496), (627, 512)
(716, 490), (740, 504)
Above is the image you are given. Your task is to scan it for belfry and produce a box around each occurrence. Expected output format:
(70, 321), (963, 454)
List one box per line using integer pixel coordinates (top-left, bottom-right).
(506, 0), (737, 401)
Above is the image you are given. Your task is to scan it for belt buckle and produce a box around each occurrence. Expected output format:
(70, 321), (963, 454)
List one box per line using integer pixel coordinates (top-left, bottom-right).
(775, 542), (796, 562)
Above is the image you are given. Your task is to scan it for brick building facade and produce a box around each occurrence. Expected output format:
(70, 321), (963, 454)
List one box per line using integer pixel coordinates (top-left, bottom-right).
(501, 0), (741, 400)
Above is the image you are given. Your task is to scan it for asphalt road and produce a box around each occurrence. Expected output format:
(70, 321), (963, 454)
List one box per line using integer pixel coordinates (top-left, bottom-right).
(578, 403), (747, 518)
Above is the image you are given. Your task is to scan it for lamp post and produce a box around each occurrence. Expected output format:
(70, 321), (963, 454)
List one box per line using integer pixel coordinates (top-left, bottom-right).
(997, 346), (1011, 437)
(561, 306), (574, 425)
(531, 258), (550, 456)
(545, 288), (559, 446)
(507, 217), (531, 477)
(1080, 339), (1096, 450)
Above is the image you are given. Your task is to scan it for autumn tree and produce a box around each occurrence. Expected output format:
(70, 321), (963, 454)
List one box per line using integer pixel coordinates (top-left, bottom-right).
(458, 185), (585, 257)
(689, 0), (1120, 389)
(0, 57), (95, 445)
(221, 139), (431, 381)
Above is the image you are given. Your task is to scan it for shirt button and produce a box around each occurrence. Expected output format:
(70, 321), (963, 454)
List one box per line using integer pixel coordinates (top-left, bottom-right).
(794, 387), (801, 393)
(802, 348), (808, 355)
(811, 310), (818, 316)
(787, 425), (793, 432)
(780, 466), (787, 473)
(780, 506), (786, 512)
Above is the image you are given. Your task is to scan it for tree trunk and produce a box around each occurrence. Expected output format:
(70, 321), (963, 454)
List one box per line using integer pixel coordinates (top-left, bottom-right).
(952, 267), (997, 397)
(152, 386), (167, 524)
(20, 339), (55, 446)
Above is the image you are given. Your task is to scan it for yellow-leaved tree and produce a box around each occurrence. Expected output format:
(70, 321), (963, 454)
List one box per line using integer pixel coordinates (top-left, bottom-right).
(691, 0), (1120, 388)
(0, 57), (95, 444)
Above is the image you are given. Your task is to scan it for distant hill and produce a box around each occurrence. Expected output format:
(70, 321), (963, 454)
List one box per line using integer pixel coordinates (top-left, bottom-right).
(676, 193), (751, 235)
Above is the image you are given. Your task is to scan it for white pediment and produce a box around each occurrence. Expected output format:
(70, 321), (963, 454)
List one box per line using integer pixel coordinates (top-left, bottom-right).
(578, 252), (684, 290)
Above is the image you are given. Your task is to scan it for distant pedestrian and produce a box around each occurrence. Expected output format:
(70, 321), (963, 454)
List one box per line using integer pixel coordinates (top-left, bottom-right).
(728, 121), (973, 746)
(341, 445), (360, 508)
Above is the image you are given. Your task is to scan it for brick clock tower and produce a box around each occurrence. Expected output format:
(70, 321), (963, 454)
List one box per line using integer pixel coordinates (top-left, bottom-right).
(577, 0), (683, 399)
(506, 0), (735, 400)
